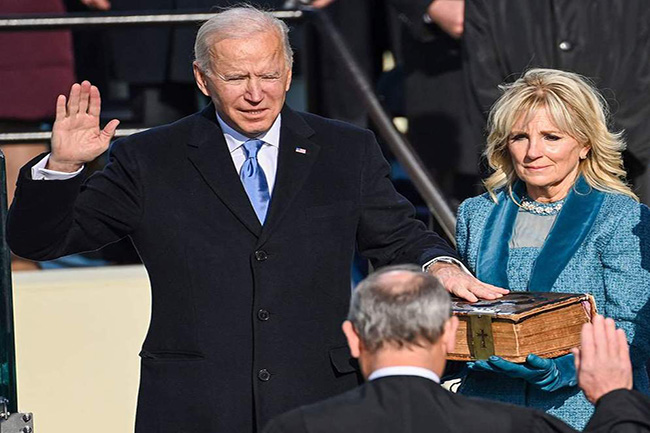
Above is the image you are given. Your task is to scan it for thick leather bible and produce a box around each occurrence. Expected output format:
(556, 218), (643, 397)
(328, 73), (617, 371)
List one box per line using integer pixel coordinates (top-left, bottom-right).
(448, 292), (596, 362)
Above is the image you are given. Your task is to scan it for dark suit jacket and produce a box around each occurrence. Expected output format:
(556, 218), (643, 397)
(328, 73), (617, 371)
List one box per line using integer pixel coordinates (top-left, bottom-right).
(263, 375), (650, 433)
(7, 105), (457, 433)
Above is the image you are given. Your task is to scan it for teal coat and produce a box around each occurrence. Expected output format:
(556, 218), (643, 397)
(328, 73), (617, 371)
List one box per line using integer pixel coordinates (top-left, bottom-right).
(456, 181), (650, 429)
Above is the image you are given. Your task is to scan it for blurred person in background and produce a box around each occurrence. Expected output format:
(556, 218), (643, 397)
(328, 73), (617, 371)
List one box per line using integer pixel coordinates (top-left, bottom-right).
(389, 0), (478, 206)
(0, 0), (76, 271)
(456, 68), (650, 429)
(464, 0), (650, 203)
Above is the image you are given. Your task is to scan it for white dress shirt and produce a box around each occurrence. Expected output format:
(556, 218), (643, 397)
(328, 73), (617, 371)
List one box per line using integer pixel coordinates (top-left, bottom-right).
(368, 366), (440, 383)
(216, 112), (281, 194)
(31, 110), (283, 195)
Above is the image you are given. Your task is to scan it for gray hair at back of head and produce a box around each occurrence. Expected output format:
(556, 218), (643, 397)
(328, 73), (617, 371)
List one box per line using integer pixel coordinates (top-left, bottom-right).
(348, 264), (452, 352)
(194, 5), (294, 74)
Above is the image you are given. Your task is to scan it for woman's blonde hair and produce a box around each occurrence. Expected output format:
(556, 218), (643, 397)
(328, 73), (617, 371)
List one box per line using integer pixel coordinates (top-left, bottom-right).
(483, 68), (637, 201)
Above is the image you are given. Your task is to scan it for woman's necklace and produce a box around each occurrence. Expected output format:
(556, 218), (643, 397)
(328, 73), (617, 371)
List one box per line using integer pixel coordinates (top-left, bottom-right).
(520, 195), (566, 215)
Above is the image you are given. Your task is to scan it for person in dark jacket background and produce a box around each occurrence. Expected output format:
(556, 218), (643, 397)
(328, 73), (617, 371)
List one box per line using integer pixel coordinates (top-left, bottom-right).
(463, 0), (650, 200)
(389, 0), (479, 204)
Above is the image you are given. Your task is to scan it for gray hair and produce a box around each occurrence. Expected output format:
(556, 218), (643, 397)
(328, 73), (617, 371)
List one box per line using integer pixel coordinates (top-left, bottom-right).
(194, 6), (294, 74)
(348, 264), (452, 352)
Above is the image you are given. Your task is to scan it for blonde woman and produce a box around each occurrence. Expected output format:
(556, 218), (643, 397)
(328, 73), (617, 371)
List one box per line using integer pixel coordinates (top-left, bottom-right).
(456, 68), (650, 428)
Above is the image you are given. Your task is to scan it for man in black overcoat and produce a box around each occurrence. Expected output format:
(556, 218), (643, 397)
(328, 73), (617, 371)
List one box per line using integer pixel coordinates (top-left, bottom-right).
(264, 265), (650, 433)
(7, 7), (505, 433)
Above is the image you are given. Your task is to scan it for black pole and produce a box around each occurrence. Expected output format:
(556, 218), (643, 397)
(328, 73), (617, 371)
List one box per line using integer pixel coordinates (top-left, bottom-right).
(0, 150), (17, 414)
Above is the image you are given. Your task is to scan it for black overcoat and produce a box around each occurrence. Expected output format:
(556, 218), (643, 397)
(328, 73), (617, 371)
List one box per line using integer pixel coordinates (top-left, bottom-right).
(8, 105), (456, 432)
(264, 375), (650, 433)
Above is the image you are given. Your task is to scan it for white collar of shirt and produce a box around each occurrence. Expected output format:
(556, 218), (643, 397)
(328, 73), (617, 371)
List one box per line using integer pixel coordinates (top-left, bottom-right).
(216, 111), (281, 152)
(367, 366), (440, 383)
(216, 110), (281, 193)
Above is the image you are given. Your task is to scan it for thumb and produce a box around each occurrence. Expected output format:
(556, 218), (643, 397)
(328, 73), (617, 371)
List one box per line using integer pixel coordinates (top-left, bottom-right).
(101, 119), (120, 144)
(526, 354), (552, 370)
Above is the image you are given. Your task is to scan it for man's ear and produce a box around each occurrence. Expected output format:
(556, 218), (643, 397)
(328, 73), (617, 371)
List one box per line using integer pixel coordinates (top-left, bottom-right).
(193, 62), (210, 97)
(284, 67), (293, 92)
(342, 321), (361, 359)
(442, 316), (459, 354)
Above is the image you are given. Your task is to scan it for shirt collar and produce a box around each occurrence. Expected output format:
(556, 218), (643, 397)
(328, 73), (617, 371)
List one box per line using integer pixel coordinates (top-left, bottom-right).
(367, 366), (441, 383)
(215, 110), (282, 153)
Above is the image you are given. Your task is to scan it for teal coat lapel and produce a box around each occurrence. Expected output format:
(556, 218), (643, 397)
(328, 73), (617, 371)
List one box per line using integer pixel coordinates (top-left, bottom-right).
(528, 177), (604, 291)
(476, 177), (604, 292)
(476, 182), (524, 289)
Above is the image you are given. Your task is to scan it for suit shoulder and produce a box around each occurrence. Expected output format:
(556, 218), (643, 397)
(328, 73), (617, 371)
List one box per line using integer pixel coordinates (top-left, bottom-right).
(264, 387), (365, 433)
(457, 192), (496, 219)
(600, 192), (643, 215)
(296, 111), (373, 139)
(109, 111), (203, 154)
(443, 390), (536, 430)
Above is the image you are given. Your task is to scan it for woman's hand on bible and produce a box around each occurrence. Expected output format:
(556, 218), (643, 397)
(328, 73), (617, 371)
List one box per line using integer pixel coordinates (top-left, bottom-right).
(468, 353), (577, 392)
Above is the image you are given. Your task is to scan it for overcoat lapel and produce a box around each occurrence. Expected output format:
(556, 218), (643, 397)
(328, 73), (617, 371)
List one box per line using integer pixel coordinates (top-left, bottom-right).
(187, 106), (262, 237)
(258, 107), (320, 245)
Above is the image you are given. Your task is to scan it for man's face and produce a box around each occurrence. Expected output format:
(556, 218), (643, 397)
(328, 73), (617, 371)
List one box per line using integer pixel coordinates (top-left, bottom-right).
(194, 30), (292, 137)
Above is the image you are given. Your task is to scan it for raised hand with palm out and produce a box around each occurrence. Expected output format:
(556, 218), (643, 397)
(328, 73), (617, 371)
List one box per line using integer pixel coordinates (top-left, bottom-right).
(47, 81), (120, 173)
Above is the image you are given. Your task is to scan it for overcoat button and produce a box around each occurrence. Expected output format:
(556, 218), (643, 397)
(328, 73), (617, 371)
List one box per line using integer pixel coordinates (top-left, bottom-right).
(558, 40), (573, 51)
(258, 369), (271, 381)
(257, 309), (270, 321)
(255, 250), (268, 261)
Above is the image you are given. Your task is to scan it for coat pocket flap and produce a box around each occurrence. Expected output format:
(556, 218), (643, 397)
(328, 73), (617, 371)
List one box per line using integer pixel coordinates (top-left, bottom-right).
(139, 350), (205, 361)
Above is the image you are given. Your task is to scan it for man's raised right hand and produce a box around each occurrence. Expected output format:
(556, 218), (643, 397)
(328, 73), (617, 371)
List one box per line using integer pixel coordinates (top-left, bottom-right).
(573, 315), (633, 404)
(47, 81), (120, 173)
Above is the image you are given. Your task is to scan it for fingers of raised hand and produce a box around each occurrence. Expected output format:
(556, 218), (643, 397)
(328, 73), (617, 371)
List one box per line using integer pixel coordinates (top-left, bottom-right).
(101, 119), (120, 144)
(67, 83), (82, 115)
(580, 319), (596, 365)
(78, 81), (91, 114)
(615, 329), (630, 364)
(55, 94), (67, 122)
(571, 347), (581, 372)
(89, 84), (102, 117)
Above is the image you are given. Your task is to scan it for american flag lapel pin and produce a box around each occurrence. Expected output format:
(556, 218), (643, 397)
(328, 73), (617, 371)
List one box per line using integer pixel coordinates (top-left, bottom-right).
(295, 147), (307, 155)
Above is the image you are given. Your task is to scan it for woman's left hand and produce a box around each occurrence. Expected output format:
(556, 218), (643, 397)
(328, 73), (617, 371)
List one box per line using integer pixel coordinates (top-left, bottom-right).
(468, 353), (577, 392)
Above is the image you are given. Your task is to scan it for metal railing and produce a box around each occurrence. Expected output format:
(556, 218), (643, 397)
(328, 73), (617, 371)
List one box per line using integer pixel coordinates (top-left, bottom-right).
(0, 10), (302, 30)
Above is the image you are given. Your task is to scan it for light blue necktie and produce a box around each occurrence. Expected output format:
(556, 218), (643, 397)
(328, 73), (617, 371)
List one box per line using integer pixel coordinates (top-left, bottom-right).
(240, 139), (270, 224)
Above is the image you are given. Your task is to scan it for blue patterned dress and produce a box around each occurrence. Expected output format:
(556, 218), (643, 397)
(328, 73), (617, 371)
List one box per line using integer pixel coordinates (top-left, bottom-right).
(455, 180), (650, 429)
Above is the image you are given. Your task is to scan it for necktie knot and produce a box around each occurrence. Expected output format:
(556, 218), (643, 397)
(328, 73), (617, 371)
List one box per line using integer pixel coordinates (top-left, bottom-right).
(242, 139), (264, 159)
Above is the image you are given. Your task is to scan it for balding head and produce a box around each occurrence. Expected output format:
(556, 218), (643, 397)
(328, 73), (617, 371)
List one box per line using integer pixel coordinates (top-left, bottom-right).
(347, 264), (452, 352)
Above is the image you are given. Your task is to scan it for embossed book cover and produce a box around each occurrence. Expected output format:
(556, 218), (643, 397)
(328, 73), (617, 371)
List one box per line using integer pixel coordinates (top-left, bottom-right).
(449, 293), (596, 362)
